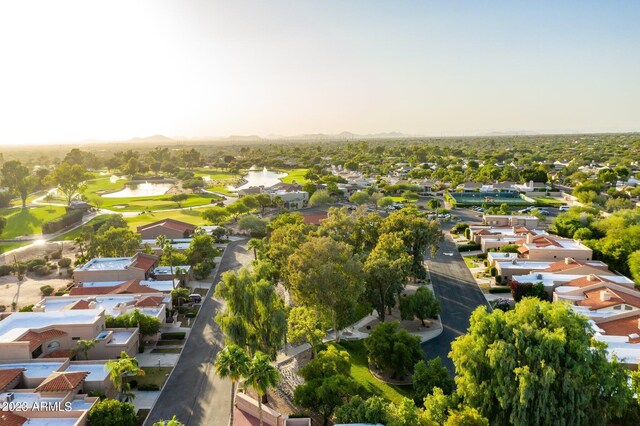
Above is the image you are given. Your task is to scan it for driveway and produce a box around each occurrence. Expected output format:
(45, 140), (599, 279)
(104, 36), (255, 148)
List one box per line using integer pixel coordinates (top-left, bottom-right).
(144, 239), (250, 426)
(421, 235), (490, 375)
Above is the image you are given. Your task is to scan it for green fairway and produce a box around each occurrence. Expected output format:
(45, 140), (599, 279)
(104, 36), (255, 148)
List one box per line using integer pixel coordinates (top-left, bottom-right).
(279, 168), (309, 184)
(81, 177), (222, 211)
(335, 340), (413, 404)
(125, 210), (208, 231)
(534, 197), (566, 207)
(0, 206), (67, 238)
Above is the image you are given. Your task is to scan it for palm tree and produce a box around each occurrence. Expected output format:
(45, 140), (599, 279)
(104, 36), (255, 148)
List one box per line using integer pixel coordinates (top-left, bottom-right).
(156, 235), (176, 288)
(244, 352), (280, 426)
(215, 345), (251, 426)
(247, 238), (264, 260)
(75, 339), (96, 360)
(106, 351), (145, 402)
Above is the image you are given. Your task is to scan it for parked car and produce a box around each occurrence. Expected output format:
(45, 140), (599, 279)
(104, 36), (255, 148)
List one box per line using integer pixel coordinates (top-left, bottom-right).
(189, 294), (202, 303)
(559, 205), (570, 211)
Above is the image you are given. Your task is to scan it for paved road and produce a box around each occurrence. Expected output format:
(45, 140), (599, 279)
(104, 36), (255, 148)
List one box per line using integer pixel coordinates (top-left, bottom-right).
(145, 239), (250, 426)
(421, 235), (490, 375)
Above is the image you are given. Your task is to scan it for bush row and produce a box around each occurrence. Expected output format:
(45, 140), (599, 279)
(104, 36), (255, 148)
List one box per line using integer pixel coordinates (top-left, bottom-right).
(42, 210), (83, 234)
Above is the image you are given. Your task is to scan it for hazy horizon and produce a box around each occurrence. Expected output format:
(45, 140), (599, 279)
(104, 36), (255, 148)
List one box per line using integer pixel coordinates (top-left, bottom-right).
(1, 0), (639, 146)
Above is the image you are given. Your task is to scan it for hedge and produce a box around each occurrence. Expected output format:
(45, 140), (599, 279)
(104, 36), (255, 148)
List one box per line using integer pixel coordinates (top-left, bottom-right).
(161, 332), (186, 340)
(0, 265), (13, 276)
(457, 243), (481, 252)
(488, 286), (511, 294)
(42, 210), (84, 234)
(138, 384), (160, 391)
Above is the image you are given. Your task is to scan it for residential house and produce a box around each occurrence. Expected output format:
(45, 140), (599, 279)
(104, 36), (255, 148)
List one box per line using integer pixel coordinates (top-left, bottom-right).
(482, 215), (539, 228)
(137, 218), (196, 240)
(73, 253), (158, 284)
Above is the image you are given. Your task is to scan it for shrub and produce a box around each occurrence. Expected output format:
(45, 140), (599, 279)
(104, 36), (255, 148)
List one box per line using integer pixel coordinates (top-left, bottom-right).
(509, 282), (549, 302)
(161, 332), (186, 340)
(0, 264), (13, 276)
(19, 304), (34, 312)
(57, 257), (72, 268)
(50, 251), (62, 260)
(138, 383), (160, 391)
(40, 285), (55, 296)
(33, 265), (51, 276)
(27, 258), (46, 271)
(488, 286), (511, 294)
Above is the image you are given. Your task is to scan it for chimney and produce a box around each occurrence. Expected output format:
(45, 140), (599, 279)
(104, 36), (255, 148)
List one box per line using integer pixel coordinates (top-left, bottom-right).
(600, 290), (611, 301)
(88, 301), (97, 309)
(565, 257), (573, 265)
(526, 233), (533, 244)
(587, 274), (597, 282)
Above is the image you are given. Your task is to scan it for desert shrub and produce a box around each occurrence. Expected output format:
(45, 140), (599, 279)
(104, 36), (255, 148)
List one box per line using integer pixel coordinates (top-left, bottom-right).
(19, 304), (34, 312)
(33, 265), (51, 276)
(27, 258), (46, 271)
(57, 258), (72, 268)
(40, 285), (55, 296)
(0, 264), (13, 276)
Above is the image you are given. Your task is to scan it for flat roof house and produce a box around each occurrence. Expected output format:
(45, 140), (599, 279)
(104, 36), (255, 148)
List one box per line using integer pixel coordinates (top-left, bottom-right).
(516, 234), (593, 261)
(482, 214), (539, 228)
(73, 253), (158, 283)
(137, 218), (196, 240)
(496, 257), (613, 282)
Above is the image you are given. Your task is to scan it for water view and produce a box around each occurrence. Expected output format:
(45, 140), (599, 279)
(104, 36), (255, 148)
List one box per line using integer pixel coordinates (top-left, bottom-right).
(234, 167), (288, 190)
(102, 181), (174, 198)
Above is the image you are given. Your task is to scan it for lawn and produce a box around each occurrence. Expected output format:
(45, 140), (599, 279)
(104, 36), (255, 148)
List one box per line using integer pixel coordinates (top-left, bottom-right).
(463, 255), (485, 269)
(0, 206), (67, 238)
(389, 196), (417, 203)
(0, 241), (29, 254)
(137, 366), (173, 387)
(534, 197), (566, 207)
(335, 340), (413, 404)
(278, 168), (310, 185)
(125, 210), (208, 231)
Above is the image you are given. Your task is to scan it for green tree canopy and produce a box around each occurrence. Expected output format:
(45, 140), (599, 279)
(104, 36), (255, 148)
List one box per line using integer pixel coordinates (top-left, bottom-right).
(364, 321), (423, 378)
(88, 399), (137, 426)
(450, 298), (632, 426)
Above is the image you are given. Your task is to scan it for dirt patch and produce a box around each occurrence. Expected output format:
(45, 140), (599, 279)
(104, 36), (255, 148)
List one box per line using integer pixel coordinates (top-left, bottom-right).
(0, 275), (74, 311)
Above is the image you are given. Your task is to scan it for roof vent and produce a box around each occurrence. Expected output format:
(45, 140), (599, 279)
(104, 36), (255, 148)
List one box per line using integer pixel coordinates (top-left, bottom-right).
(565, 257), (574, 265)
(587, 274), (597, 282)
(600, 290), (612, 301)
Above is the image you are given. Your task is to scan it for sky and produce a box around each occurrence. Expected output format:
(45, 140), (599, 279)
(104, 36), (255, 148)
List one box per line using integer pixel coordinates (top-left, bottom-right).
(0, 0), (639, 145)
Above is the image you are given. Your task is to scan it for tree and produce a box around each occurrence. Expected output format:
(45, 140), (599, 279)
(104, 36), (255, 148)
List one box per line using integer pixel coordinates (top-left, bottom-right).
(380, 206), (441, 279)
(226, 201), (250, 221)
(498, 244), (520, 253)
(156, 235), (175, 286)
(450, 299), (632, 425)
(75, 339), (96, 360)
(508, 282), (548, 302)
(88, 399), (137, 426)
(413, 358), (454, 403)
(247, 238), (265, 260)
(444, 407), (489, 426)
(335, 395), (388, 425)
(422, 387), (453, 424)
(46, 162), (90, 206)
(215, 344), (251, 426)
(152, 416), (185, 426)
(629, 250), (640, 284)
(400, 286), (440, 327)
(88, 227), (141, 258)
(364, 232), (411, 321)
(186, 233), (218, 265)
(106, 310), (161, 338)
(287, 306), (326, 358)
(238, 214), (268, 237)
(427, 198), (441, 210)
(364, 321), (423, 378)
(169, 193), (188, 208)
(1, 160), (32, 208)
(255, 193), (272, 212)
(294, 346), (362, 426)
(286, 237), (364, 341)
(105, 351), (145, 402)
(244, 352), (280, 426)
(349, 191), (370, 205)
(309, 189), (331, 206)
(377, 196), (394, 209)
(215, 268), (287, 358)
(170, 287), (190, 308)
(202, 206), (228, 224)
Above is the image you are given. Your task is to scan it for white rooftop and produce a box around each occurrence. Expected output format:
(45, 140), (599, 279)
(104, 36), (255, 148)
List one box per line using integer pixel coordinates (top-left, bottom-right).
(66, 363), (109, 381)
(40, 295), (168, 319)
(81, 280), (175, 292)
(153, 265), (191, 275)
(515, 273), (634, 289)
(0, 362), (64, 379)
(495, 260), (553, 270)
(0, 310), (103, 343)
(75, 257), (133, 271)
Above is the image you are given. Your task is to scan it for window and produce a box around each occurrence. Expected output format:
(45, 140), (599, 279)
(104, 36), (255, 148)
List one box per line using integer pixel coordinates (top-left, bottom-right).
(614, 305), (622, 310)
(72, 337), (81, 341)
(46, 341), (61, 351)
(625, 305), (633, 311)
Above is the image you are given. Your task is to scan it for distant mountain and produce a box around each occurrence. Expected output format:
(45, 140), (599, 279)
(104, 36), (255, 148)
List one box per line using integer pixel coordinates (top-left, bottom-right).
(483, 130), (539, 136)
(126, 134), (174, 143)
(263, 131), (413, 141)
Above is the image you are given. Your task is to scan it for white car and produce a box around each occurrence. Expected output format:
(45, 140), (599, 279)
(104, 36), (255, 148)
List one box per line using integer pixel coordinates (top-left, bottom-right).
(443, 252), (454, 256)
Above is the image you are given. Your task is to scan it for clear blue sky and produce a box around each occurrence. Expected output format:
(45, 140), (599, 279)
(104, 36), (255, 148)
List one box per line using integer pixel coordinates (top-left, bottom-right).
(0, 0), (638, 144)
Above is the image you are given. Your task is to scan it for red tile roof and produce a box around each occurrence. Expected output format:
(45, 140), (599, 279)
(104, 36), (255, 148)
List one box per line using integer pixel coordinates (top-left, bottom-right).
(575, 286), (640, 311)
(0, 368), (23, 391)
(599, 315), (640, 343)
(65, 299), (92, 310)
(565, 275), (617, 289)
(302, 213), (327, 226)
(132, 254), (157, 272)
(134, 296), (165, 308)
(515, 235), (563, 248)
(544, 258), (610, 273)
(0, 412), (27, 426)
(43, 349), (75, 359)
(70, 279), (156, 296)
(35, 371), (88, 392)
(16, 329), (67, 351)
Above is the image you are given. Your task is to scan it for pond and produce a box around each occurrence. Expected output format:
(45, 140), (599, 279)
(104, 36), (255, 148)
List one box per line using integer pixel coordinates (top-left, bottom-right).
(102, 181), (174, 198)
(235, 167), (288, 190)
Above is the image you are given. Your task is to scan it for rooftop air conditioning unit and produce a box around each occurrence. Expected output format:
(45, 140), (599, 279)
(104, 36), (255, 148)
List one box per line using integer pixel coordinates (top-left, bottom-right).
(0, 392), (14, 403)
